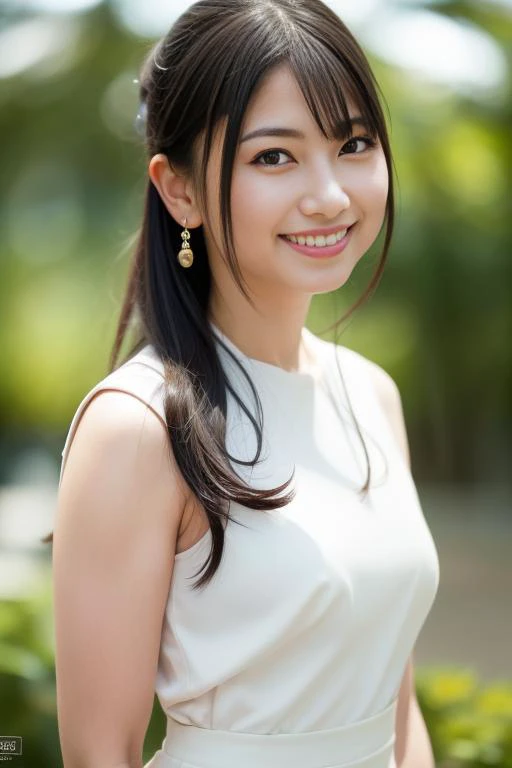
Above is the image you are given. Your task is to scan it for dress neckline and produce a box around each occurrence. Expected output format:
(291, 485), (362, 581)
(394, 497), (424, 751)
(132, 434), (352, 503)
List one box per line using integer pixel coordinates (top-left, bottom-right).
(208, 321), (322, 382)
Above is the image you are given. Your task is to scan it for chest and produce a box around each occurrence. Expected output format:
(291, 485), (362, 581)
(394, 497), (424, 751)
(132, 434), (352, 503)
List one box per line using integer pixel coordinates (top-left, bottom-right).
(173, 368), (439, 622)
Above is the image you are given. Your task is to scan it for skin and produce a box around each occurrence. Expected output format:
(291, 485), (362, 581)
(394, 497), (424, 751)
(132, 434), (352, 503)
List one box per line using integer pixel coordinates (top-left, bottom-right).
(149, 61), (388, 372)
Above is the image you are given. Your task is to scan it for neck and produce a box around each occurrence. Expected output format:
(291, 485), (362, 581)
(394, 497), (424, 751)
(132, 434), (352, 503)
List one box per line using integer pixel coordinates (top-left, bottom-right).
(208, 288), (312, 373)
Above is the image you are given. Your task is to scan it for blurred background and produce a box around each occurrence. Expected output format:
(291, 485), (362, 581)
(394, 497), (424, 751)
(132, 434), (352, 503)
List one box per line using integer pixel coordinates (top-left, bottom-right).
(0, 0), (510, 765)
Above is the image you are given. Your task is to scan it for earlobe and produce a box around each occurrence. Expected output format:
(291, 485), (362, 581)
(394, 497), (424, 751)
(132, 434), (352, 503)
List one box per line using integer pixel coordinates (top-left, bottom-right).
(148, 153), (202, 229)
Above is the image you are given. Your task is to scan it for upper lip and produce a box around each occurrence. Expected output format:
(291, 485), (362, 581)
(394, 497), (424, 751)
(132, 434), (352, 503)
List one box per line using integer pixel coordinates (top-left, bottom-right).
(282, 223), (355, 237)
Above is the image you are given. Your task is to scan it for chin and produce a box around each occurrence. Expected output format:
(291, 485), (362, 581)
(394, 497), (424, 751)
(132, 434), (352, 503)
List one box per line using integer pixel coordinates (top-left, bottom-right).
(291, 259), (361, 295)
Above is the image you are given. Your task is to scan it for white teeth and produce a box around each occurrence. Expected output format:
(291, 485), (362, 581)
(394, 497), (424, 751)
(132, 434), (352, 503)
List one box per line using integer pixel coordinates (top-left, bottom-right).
(284, 229), (348, 247)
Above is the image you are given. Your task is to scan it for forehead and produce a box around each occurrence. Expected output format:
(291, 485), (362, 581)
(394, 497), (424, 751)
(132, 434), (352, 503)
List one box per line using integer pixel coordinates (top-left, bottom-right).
(241, 62), (359, 130)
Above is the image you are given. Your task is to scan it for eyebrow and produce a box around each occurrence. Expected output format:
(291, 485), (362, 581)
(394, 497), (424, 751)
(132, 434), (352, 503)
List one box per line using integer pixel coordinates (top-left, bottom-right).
(240, 116), (371, 143)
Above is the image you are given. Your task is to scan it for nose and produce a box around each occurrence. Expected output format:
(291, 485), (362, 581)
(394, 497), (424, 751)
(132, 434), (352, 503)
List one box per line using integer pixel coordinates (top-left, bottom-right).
(299, 170), (350, 219)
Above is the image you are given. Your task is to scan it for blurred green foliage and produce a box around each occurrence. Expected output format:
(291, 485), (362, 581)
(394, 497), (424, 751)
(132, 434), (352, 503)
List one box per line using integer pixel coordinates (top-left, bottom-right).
(1, 582), (512, 767)
(416, 668), (512, 767)
(0, 0), (510, 486)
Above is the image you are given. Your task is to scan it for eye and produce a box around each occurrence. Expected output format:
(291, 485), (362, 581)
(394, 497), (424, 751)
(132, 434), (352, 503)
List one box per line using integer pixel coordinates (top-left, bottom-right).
(250, 135), (377, 168)
(340, 135), (377, 155)
(251, 149), (292, 167)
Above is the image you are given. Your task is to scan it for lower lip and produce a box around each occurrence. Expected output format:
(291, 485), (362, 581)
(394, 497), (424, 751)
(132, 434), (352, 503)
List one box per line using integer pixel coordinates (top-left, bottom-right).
(279, 226), (354, 258)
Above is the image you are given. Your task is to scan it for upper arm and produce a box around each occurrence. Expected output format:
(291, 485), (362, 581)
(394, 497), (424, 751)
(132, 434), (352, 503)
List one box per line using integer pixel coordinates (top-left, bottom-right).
(53, 390), (187, 767)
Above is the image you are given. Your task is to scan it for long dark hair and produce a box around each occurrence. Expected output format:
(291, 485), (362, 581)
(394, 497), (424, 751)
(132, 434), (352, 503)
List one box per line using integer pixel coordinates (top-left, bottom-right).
(49, 0), (395, 589)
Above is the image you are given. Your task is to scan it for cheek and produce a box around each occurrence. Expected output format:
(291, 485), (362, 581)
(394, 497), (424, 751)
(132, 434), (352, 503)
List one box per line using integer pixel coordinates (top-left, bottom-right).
(231, 165), (289, 230)
(346, 164), (388, 252)
(350, 156), (389, 252)
(365, 154), (389, 215)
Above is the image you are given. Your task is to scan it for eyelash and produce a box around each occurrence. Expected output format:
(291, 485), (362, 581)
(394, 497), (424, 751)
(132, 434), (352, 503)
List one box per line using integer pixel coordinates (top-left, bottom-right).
(251, 135), (377, 167)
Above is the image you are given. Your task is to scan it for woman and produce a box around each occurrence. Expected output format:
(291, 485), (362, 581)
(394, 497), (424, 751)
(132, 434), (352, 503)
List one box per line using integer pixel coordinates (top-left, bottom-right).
(51, 1), (440, 767)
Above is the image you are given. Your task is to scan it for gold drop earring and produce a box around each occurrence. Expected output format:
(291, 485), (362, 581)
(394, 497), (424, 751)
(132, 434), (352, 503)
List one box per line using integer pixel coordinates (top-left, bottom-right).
(177, 217), (194, 268)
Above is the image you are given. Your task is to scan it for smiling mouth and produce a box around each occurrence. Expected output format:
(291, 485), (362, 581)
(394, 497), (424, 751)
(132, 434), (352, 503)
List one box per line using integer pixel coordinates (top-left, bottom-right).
(278, 224), (354, 258)
(279, 224), (354, 249)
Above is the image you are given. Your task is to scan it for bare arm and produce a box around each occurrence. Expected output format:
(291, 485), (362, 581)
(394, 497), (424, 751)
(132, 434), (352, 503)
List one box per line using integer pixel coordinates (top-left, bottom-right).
(53, 390), (187, 768)
(367, 360), (435, 768)
(394, 654), (435, 768)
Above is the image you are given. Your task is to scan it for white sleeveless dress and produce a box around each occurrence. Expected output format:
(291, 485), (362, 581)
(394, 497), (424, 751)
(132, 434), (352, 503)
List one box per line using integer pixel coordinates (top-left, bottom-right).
(59, 324), (440, 768)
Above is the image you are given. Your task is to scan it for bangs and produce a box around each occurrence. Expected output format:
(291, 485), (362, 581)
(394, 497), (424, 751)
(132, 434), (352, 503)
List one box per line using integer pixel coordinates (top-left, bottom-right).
(187, 2), (391, 296)
(288, 37), (381, 142)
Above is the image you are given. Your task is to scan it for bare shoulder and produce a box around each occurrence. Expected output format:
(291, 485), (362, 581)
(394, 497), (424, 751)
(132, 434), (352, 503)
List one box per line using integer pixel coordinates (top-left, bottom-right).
(57, 387), (188, 543)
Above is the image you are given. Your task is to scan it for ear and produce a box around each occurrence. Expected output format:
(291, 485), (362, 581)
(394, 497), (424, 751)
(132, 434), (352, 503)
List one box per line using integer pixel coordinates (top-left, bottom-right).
(148, 154), (203, 229)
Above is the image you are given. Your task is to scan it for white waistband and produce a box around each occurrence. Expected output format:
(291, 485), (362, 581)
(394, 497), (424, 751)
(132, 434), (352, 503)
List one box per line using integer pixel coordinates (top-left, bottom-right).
(161, 697), (398, 768)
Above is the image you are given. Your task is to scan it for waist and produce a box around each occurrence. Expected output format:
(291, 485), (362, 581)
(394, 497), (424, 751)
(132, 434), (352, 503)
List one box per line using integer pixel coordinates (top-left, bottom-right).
(162, 697), (399, 768)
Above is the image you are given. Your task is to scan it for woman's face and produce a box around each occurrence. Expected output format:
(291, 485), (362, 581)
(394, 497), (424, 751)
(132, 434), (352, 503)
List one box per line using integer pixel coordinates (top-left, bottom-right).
(201, 62), (389, 302)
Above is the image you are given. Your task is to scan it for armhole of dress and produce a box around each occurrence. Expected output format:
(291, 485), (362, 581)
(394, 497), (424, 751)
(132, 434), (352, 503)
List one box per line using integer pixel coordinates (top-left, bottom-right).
(58, 360), (167, 491)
